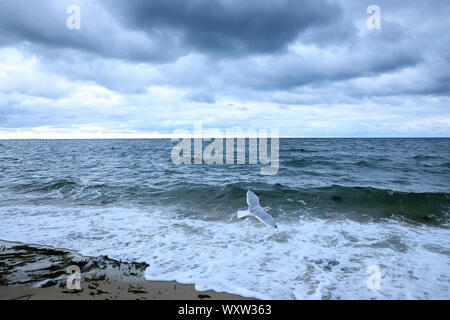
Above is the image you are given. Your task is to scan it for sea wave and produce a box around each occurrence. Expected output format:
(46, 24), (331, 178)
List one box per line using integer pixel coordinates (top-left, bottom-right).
(0, 203), (448, 299)
(6, 178), (449, 224)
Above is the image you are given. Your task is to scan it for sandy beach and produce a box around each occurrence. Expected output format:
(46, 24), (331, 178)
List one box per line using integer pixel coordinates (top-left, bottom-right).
(0, 240), (248, 300)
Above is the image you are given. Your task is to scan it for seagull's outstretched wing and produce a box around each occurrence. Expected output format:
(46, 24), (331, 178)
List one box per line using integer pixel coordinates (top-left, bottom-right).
(244, 190), (277, 228)
(250, 206), (277, 228)
(246, 190), (260, 209)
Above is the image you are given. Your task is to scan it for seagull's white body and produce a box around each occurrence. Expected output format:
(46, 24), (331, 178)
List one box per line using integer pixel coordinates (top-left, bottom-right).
(237, 190), (277, 228)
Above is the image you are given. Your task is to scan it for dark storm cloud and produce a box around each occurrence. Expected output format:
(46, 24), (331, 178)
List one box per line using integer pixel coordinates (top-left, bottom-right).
(0, 0), (185, 63)
(0, 0), (433, 93)
(106, 0), (346, 56)
(0, 0), (350, 62)
(226, 47), (421, 92)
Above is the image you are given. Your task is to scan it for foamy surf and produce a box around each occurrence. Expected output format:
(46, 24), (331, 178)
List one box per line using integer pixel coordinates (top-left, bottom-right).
(0, 204), (448, 299)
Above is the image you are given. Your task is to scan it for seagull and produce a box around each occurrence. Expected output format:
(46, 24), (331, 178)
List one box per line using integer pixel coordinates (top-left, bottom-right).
(237, 190), (277, 228)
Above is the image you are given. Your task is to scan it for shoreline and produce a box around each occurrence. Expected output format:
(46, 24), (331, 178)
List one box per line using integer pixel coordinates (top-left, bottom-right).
(0, 240), (250, 300)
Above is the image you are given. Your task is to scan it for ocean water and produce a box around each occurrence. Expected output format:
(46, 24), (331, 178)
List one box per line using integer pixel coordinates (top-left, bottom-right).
(0, 138), (449, 299)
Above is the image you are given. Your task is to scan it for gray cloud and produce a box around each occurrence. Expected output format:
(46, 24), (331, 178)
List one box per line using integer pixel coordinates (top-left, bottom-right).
(0, 0), (349, 61)
(0, 0), (185, 63)
(106, 0), (345, 56)
(185, 91), (216, 104)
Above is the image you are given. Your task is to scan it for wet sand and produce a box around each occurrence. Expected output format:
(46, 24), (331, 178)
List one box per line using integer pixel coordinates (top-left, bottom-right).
(0, 240), (249, 300)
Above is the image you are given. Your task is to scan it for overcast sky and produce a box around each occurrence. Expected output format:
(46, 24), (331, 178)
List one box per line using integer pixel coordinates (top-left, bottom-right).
(0, 0), (449, 138)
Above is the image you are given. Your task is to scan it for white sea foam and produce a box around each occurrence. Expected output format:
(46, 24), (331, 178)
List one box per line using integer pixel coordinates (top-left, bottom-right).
(0, 205), (449, 299)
